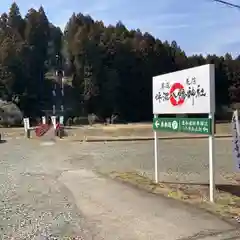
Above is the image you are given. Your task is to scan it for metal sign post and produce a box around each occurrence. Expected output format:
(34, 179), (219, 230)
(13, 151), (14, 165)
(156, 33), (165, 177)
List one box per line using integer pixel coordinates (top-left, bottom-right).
(154, 114), (158, 183)
(208, 113), (215, 202)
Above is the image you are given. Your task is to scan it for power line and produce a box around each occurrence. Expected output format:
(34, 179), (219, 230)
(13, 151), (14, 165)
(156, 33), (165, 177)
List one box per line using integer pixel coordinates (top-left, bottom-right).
(211, 0), (240, 9)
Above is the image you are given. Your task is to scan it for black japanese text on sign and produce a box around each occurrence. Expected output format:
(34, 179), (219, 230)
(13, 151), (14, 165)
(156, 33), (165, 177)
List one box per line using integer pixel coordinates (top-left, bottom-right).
(155, 77), (207, 106)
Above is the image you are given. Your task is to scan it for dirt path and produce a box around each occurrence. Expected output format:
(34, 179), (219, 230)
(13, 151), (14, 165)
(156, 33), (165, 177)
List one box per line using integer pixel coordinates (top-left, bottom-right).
(60, 169), (239, 240)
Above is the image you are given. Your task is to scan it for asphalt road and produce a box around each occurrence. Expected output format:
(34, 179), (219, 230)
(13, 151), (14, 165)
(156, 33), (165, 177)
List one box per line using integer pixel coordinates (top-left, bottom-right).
(0, 138), (238, 239)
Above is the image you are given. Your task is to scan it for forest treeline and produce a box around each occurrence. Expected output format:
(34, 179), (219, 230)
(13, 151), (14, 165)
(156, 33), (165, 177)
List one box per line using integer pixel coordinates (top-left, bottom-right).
(0, 3), (239, 122)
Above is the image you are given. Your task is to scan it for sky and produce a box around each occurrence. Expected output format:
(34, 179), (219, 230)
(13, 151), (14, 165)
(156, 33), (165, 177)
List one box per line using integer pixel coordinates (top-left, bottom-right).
(1, 0), (240, 57)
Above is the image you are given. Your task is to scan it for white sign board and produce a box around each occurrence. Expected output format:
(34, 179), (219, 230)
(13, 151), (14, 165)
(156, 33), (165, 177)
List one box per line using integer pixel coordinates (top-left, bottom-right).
(232, 110), (240, 170)
(152, 64), (215, 114)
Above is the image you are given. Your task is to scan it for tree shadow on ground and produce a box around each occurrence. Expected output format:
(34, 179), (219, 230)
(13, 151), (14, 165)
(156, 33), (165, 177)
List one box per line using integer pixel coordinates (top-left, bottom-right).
(161, 181), (240, 197)
(216, 184), (240, 197)
(177, 228), (240, 240)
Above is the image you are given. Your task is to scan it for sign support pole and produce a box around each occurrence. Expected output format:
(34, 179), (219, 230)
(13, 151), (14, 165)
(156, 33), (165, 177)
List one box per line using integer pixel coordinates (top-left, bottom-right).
(235, 110), (240, 134)
(154, 114), (158, 183)
(208, 113), (215, 202)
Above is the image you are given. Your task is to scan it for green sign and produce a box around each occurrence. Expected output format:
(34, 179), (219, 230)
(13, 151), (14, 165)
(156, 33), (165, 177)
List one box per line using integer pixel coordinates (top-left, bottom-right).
(153, 117), (212, 135)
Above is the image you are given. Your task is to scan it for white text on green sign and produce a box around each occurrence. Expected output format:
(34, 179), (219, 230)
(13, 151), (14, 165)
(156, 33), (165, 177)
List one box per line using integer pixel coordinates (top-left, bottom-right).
(153, 117), (212, 135)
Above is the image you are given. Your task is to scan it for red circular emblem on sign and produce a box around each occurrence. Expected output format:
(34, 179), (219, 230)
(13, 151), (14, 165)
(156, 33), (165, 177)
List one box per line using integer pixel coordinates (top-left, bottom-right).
(169, 82), (185, 106)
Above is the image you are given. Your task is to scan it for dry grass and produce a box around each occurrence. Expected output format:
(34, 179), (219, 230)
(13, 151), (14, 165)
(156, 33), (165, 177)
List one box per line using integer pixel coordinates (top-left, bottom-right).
(109, 171), (240, 223)
(0, 122), (232, 139)
(65, 123), (232, 139)
(88, 122), (231, 133)
(215, 123), (231, 134)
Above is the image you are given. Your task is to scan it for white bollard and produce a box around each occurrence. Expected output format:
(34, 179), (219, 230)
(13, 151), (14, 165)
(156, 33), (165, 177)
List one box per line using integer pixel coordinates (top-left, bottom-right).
(51, 116), (57, 129)
(23, 118), (30, 138)
(59, 116), (64, 125)
(42, 116), (46, 124)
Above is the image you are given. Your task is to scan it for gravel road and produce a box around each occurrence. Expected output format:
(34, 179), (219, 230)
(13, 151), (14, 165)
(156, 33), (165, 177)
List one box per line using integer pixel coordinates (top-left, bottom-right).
(0, 139), (94, 239)
(0, 137), (237, 239)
